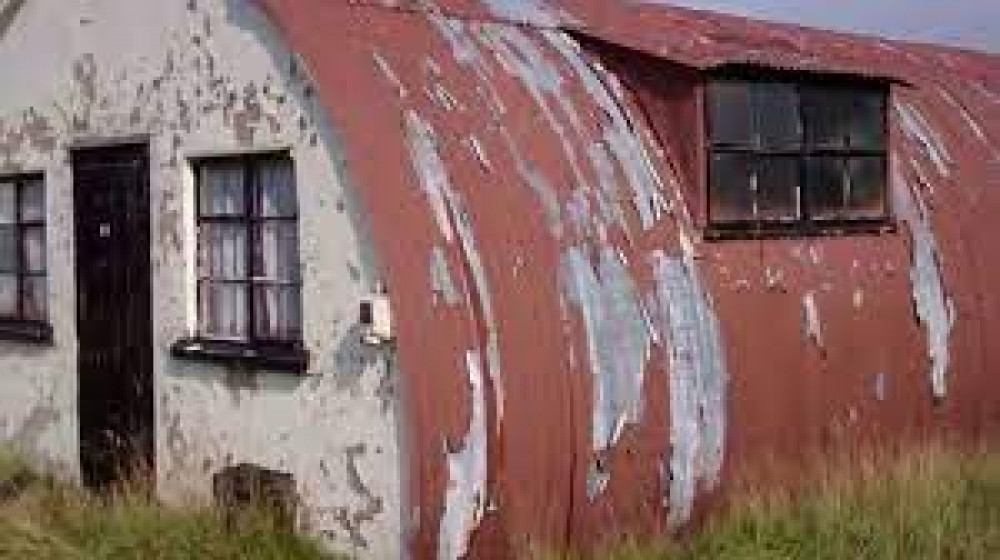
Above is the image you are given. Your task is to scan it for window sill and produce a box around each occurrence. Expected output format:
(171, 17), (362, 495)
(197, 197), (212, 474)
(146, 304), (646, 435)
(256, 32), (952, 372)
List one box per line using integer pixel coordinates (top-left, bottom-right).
(0, 319), (54, 344)
(171, 337), (309, 374)
(704, 219), (896, 241)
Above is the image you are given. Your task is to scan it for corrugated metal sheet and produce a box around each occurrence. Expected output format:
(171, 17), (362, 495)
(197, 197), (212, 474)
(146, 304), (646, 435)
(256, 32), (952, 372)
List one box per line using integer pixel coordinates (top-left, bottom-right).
(258, 0), (1000, 557)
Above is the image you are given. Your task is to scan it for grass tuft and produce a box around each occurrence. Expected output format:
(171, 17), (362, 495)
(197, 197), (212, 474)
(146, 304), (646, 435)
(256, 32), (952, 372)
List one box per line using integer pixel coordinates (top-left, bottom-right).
(0, 453), (331, 560)
(575, 445), (1000, 560)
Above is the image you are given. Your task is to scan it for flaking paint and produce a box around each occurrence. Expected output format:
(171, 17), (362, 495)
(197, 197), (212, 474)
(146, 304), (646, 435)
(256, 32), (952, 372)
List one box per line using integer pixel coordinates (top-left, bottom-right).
(437, 350), (488, 560)
(562, 246), (650, 454)
(892, 154), (955, 399)
(649, 250), (728, 527)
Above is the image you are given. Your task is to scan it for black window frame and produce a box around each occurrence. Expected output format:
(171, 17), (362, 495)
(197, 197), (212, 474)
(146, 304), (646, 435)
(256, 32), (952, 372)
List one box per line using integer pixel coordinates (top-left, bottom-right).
(704, 70), (893, 240)
(171, 152), (307, 373)
(0, 173), (51, 343)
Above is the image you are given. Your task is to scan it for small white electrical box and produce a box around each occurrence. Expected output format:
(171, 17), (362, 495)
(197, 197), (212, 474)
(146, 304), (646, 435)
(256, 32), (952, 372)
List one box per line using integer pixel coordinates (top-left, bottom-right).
(359, 293), (394, 346)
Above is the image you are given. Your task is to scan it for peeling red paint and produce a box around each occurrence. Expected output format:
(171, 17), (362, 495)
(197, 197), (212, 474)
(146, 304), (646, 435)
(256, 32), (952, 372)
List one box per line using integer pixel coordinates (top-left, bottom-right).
(258, 1), (1000, 557)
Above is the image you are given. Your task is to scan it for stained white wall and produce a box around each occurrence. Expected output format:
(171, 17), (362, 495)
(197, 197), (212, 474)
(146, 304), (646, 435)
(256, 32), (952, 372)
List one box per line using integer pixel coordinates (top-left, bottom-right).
(0, 1), (403, 556)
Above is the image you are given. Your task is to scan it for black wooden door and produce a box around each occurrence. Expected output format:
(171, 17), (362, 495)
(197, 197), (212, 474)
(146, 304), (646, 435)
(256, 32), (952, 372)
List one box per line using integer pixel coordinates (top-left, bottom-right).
(73, 144), (154, 489)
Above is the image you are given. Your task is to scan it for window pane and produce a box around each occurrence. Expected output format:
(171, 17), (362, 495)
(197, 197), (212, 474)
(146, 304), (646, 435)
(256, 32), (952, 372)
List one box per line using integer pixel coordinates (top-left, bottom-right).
(254, 221), (300, 281)
(802, 88), (851, 149)
(848, 157), (887, 217)
(0, 226), (16, 273)
(199, 282), (248, 339)
(0, 274), (16, 317)
(23, 276), (46, 321)
(757, 157), (800, 221)
(847, 91), (886, 150)
(710, 152), (754, 223)
(199, 223), (247, 280)
(806, 157), (847, 219)
(253, 285), (301, 341)
(23, 226), (45, 273)
(199, 162), (245, 216)
(0, 184), (15, 225)
(709, 81), (755, 146)
(756, 83), (801, 150)
(20, 179), (44, 222)
(256, 158), (296, 217)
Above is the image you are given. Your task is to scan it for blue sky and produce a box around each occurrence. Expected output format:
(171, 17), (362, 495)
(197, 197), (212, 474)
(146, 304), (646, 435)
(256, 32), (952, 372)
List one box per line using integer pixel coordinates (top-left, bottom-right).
(659, 1), (999, 53)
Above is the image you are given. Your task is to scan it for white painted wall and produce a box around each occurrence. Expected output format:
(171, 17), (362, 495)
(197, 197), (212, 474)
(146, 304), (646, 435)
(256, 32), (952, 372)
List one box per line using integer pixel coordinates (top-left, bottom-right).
(0, 1), (403, 556)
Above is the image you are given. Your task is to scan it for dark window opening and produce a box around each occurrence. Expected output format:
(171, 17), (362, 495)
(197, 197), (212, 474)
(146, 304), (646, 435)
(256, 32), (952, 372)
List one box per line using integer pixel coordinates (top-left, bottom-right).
(173, 153), (306, 372)
(0, 174), (50, 342)
(706, 77), (889, 237)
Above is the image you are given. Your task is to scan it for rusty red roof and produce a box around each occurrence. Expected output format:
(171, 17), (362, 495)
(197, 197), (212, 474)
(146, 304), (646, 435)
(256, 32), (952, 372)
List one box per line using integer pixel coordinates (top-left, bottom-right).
(257, 1), (1000, 557)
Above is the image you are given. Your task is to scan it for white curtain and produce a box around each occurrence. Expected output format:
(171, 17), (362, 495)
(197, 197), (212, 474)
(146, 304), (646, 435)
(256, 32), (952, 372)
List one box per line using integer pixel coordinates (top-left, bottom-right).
(0, 274), (15, 317)
(257, 159), (296, 217)
(200, 163), (245, 216)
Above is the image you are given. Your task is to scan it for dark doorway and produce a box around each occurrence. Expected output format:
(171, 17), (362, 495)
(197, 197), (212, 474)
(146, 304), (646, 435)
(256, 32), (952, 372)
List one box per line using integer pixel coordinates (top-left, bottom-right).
(73, 144), (154, 489)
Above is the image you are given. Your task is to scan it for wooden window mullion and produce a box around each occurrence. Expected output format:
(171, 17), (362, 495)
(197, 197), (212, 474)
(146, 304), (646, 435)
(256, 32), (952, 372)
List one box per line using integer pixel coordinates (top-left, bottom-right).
(245, 157), (257, 345)
(14, 180), (23, 321)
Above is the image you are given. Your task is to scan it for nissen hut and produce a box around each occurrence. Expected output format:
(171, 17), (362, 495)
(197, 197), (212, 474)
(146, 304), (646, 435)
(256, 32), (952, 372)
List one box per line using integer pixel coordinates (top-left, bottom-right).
(0, 0), (998, 557)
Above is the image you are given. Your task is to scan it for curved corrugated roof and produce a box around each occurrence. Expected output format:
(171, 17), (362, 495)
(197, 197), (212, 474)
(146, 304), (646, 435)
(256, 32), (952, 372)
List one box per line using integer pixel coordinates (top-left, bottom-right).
(257, 1), (1000, 557)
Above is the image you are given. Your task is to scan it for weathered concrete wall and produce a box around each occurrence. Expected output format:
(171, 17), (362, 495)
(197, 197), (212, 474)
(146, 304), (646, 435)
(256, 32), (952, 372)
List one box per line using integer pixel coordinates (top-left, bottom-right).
(0, 1), (402, 556)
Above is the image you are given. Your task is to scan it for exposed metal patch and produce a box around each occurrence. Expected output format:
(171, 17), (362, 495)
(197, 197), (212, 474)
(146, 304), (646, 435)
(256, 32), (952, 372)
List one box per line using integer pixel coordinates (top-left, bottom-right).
(437, 350), (488, 560)
(896, 100), (954, 177)
(892, 155), (955, 399)
(649, 251), (728, 527)
(478, 0), (561, 27)
(485, 25), (593, 220)
(585, 459), (610, 500)
(562, 246), (650, 454)
(938, 88), (989, 146)
(404, 109), (504, 420)
(547, 31), (670, 230)
(404, 111), (454, 243)
(802, 290), (824, 350)
(873, 372), (888, 402)
(372, 51), (408, 99)
(427, 16), (564, 237)
(430, 245), (462, 306)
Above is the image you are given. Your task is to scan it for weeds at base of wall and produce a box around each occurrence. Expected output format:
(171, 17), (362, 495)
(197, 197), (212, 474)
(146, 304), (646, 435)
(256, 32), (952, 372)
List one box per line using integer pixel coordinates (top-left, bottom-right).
(0, 450), (333, 560)
(540, 443), (1000, 560)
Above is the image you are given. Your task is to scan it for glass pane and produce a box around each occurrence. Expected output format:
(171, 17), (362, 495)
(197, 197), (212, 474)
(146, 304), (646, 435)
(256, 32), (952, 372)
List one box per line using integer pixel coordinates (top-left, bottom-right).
(756, 83), (801, 150)
(253, 285), (302, 341)
(709, 81), (755, 146)
(802, 88), (851, 149)
(0, 184), (15, 224)
(20, 179), (44, 222)
(199, 162), (245, 216)
(23, 276), (46, 321)
(0, 226), (16, 273)
(254, 221), (300, 281)
(757, 157), (800, 222)
(199, 223), (247, 280)
(23, 226), (45, 273)
(806, 157), (847, 219)
(710, 152), (754, 223)
(848, 91), (886, 149)
(199, 282), (248, 339)
(0, 274), (15, 317)
(848, 157), (887, 217)
(256, 158), (296, 217)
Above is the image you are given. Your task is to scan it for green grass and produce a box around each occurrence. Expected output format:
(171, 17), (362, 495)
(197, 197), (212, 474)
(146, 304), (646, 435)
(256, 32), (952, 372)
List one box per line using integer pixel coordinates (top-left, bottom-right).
(595, 445), (1000, 560)
(1, 446), (997, 559)
(0, 451), (329, 560)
